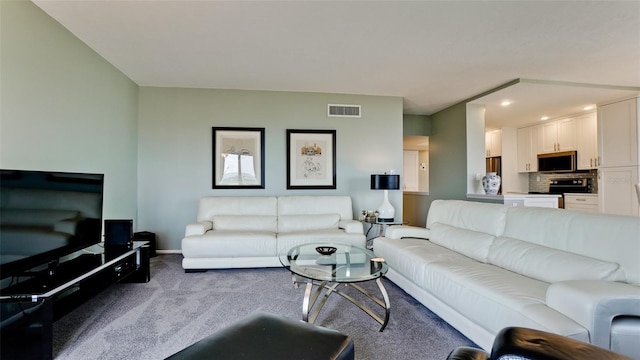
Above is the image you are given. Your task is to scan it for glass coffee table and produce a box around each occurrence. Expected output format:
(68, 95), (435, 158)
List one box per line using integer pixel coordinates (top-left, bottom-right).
(279, 243), (390, 331)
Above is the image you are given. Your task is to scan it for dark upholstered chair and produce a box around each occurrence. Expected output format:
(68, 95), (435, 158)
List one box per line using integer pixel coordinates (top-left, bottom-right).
(165, 311), (354, 360)
(447, 327), (632, 360)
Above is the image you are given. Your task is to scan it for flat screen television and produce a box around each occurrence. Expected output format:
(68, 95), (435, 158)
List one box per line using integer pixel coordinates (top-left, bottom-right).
(0, 169), (104, 280)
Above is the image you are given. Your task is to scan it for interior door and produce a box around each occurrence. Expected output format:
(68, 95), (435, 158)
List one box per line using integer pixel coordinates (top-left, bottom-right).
(403, 150), (419, 191)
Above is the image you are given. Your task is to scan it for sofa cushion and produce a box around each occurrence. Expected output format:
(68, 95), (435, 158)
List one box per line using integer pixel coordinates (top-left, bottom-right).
(212, 215), (277, 232)
(277, 196), (354, 220)
(488, 236), (625, 283)
(197, 196), (277, 222)
(277, 214), (340, 233)
(405, 249), (589, 341)
(429, 222), (495, 263)
(426, 199), (508, 237)
(503, 206), (640, 285)
(182, 231), (277, 258)
(373, 237), (480, 290)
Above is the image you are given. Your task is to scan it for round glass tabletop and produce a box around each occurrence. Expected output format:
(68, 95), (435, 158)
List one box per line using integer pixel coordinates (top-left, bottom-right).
(279, 243), (387, 283)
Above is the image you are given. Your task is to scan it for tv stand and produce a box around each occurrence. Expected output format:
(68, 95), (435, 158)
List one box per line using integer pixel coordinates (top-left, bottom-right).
(0, 241), (150, 360)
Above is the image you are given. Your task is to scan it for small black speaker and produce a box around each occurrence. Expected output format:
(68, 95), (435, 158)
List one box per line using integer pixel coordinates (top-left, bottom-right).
(104, 219), (133, 248)
(134, 231), (157, 257)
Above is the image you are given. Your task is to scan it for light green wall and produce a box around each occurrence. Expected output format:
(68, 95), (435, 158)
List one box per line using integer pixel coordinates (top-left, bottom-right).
(0, 0), (139, 221)
(137, 87), (403, 250)
(403, 114), (431, 136)
(420, 102), (468, 213)
(0, 1), (407, 251)
(402, 105), (469, 227)
(401, 114), (431, 227)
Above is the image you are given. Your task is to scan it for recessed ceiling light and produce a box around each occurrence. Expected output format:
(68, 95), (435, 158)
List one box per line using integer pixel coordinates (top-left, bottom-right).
(541, 116), (549, 121)
(583, 105), (594, 111)
(500, 100), (511, 107)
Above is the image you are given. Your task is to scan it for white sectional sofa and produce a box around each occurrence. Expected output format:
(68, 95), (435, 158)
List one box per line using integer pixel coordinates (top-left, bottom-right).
(374, 200), (640, 358)
(181, 196), (365, 271)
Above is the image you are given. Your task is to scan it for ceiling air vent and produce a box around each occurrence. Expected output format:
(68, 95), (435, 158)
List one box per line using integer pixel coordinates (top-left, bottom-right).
(328, 104), (361, 118)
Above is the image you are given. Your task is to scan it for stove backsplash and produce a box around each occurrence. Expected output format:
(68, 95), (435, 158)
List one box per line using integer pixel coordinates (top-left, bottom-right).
(528, 170), (598, 193)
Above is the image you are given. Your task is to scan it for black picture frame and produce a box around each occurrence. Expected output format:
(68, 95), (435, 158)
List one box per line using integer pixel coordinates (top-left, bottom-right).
(286, 129), (336, 189)
(212, 127), (265, 189)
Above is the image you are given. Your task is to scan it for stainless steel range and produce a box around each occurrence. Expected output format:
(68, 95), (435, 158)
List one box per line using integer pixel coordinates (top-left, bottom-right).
(529, 178), (592, 208)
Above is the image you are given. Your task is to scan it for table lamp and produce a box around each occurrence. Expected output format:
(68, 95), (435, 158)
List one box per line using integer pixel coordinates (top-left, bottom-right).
(370, 174), (400, 222)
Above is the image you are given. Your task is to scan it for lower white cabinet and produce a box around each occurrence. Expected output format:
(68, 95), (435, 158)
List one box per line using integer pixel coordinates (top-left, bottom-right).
(564, 193), (599, 213)
(598, 166), (639, 216)
(496, 193), (560, 208)
(523, 197), (559, 208)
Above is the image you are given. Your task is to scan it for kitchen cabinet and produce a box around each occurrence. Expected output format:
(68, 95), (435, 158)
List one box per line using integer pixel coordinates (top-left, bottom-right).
(564, 193), (598, 213)
(485, 130), (502, 157)
(468, 194), (560, 208)
(596, 97), (639, 217)
(523, 197), (559, 208)
(598, 97), (639, 168)
(517, 126), (538, 172)
(539, 117), (576, 153)
(576, 112), (598, 170)
(598, 166), (639, 216)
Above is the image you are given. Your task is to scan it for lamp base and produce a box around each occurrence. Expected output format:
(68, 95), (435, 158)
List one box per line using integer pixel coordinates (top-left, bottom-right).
(377, 189), (395, 223)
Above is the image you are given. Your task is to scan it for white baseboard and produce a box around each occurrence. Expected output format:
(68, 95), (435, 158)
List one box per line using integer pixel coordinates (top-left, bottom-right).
(156, 249), (182, 254)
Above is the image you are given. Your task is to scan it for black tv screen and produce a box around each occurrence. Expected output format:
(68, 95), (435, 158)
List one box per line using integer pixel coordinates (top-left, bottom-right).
(0, 169), (104, 279)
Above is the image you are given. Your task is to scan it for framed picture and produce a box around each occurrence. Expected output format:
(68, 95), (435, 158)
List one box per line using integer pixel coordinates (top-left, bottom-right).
(212, 127), (265, 189)
(286, 129), (336, 189)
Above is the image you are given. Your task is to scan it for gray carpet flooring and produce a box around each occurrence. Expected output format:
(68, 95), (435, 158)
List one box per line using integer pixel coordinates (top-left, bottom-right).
(52, 254), (477, 359)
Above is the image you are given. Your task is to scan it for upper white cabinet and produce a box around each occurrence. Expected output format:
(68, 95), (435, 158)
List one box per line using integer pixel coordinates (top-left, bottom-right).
(517, 126), (538, 172)
(598, 97), (639, 168)
(539, 117), (576, 153)
(597, 97), (640, 217)
(485, 130), (502, 157)
(575, 112), (598, 170)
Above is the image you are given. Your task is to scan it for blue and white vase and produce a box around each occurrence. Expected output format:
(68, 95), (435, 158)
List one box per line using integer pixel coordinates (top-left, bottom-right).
(482, 172), (501, 195)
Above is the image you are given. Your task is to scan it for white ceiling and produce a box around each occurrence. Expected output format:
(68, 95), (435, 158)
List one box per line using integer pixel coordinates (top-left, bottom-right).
(470, 80), (640, 130)
(32, 0), (640, 129)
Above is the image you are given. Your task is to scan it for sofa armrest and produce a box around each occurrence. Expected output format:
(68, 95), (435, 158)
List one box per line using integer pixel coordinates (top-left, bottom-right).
(339, 220), (364, 234)
(185, 221), (213, 236)
(546, 280), (640, 349)
(384, 225), (430, 240)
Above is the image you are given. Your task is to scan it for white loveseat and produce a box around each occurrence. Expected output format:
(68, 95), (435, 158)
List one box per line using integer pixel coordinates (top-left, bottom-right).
(181, 196), (365, 271)
(374, 200), (640, 358)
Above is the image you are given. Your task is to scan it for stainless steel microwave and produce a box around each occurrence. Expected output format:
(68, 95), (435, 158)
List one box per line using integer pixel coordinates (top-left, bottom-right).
(537, 151), (577, 172)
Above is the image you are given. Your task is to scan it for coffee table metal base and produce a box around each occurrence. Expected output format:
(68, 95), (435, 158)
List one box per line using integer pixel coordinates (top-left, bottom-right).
(301, 278), (390, 332)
